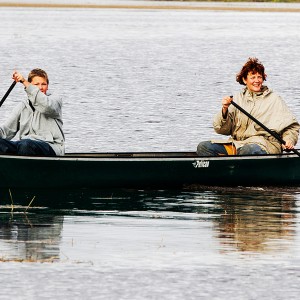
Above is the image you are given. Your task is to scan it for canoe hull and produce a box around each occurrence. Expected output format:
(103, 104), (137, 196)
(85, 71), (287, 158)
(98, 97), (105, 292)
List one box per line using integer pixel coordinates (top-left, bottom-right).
(1, 152), (300, 189)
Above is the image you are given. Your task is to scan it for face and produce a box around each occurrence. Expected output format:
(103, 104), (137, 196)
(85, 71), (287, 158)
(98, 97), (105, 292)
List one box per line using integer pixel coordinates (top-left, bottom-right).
(243, 72), (263, 93)
(31, 76), (48, 94)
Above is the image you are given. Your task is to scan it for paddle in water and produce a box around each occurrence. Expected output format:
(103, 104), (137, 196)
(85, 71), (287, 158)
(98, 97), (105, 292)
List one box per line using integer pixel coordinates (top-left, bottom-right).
(229, 96), (300, 157)
(0, 81), (17, 108)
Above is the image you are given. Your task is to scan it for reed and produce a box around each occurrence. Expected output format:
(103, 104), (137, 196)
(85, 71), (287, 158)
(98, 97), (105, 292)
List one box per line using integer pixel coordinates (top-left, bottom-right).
(8, 189), (14, 213)
(25, 196), (36, 213)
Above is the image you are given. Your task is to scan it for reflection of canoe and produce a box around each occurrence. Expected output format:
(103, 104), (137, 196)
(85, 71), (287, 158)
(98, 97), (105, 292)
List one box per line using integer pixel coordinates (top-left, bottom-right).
(1, 152), (300, 188)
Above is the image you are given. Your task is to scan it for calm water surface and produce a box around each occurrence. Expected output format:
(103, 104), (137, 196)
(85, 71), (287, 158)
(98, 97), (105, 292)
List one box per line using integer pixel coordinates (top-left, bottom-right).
(1, 187), (300, 299)
(1, 2), (300, 299)
(0, 2), (300, 152)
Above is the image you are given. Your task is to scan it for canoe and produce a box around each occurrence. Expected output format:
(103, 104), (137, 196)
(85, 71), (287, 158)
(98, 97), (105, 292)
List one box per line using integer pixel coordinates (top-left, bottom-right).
(0, 151), (300, 189)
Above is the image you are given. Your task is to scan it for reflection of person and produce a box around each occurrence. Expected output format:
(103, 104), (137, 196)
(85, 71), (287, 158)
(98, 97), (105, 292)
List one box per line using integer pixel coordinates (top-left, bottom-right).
(197, 57), (300, 156)
(0, 213), (64, 262)
(0, 69), (64, 156)
(214, 191), (295, 253)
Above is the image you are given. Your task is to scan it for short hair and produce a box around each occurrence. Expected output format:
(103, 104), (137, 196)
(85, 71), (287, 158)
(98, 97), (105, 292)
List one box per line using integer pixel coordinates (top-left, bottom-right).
(27, 68), (49, 84)
(236, 57), (267, 85)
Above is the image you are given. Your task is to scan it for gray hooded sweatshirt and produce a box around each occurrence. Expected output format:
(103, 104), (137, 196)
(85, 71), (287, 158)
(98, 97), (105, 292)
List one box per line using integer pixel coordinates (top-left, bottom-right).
(0, 84), (65, 155)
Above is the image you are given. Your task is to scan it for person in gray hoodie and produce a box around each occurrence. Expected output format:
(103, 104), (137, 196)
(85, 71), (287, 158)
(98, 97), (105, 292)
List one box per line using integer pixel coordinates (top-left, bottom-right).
(197, 57), (300, 156)
(0, 68), (64, 156)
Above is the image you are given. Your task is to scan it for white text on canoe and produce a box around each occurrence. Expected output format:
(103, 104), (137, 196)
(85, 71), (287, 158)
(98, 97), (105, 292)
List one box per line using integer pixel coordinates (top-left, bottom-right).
(192, 160), (210, 168)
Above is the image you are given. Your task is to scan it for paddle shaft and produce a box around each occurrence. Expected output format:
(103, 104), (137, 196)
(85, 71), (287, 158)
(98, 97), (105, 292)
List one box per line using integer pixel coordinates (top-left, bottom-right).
(0, 81), (17, 108)
(230, 97), (300, 157)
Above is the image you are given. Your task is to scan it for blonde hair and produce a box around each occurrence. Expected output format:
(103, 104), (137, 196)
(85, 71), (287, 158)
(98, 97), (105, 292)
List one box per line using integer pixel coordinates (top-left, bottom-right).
(28, 68), (49, 84)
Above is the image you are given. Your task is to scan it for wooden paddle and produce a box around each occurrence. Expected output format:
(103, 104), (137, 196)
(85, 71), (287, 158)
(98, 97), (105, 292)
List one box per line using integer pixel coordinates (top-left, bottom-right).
(0, 81), (17, 108)
(230, 96), (300, 157)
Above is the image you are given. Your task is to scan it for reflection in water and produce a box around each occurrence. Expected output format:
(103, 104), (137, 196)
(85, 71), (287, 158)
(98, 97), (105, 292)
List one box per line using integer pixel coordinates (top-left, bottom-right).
(211, 188), (297, 253)
(0, 204), (63, 262)
(0, 187), (299, 262)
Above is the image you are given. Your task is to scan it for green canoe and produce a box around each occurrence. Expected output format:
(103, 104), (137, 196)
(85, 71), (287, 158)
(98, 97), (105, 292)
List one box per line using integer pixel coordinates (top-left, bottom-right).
(0, 152), (299, 189)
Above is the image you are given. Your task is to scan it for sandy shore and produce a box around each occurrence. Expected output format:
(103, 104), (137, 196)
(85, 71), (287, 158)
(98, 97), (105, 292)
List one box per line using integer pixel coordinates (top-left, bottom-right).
(0, 1), (300, 13)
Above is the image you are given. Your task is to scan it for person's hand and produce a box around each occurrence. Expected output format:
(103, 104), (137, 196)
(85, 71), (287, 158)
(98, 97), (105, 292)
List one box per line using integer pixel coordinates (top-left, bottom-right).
(222, 96), (233, 109)
(282, 140), (294, 150)
(12, 71), (26, 84)
(221, 95), (233, 117)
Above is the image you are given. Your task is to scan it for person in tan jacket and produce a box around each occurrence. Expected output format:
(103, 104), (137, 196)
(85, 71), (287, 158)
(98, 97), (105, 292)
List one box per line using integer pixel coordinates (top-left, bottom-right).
(197, 57), (300, 156)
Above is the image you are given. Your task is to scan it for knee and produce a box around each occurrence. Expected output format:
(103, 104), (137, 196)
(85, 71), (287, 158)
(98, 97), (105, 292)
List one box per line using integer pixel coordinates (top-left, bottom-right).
(17, 140), (35, 155)
(238, 144), (267, 155)
(197, 141), (215, 156)
(0, 139), (17, 154)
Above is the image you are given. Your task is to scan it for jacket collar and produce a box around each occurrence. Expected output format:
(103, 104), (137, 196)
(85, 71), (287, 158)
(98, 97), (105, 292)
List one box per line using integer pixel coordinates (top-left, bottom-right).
(242, 85), (271, 98)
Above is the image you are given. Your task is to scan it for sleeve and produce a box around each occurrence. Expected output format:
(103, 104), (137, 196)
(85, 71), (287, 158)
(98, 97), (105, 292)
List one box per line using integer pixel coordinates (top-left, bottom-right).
(281, 122), (300, 146)
(25, 85), (62, 118)
(272, 94), (300, 145)
(213, 106), (235, 136)
(0, 103), (23, 140)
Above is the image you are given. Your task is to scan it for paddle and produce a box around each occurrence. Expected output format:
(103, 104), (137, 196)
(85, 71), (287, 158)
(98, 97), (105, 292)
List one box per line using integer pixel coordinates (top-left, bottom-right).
(0, 81), (17, 108)
(230, 96), (300, 157)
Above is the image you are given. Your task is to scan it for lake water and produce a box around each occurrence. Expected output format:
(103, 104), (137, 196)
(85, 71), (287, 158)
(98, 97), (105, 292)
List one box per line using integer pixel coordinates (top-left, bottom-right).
(1, 1), (300, 299)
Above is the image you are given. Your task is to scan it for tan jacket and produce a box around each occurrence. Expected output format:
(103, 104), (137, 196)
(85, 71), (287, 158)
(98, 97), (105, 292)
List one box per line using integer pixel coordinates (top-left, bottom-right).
(213, 86), (300, 154)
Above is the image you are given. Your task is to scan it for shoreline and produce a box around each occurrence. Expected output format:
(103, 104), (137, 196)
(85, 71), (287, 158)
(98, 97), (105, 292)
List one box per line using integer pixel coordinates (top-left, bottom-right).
(0, 2), (300, 12)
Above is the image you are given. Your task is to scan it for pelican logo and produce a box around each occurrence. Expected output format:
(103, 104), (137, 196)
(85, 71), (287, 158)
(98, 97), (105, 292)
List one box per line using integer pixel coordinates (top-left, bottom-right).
(192, 160), (210, 168)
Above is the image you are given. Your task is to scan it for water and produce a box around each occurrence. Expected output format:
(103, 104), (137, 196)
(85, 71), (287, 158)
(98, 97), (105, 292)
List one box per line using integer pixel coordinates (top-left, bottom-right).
(1, 1), (300, 153)
(1, 1), (300, 299)
(2, 187), (300, 299)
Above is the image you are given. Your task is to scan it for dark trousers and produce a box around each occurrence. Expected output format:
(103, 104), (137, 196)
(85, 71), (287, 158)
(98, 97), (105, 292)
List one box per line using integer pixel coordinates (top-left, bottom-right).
(196, 141), (267, 156)
(0, 139), (56, 156)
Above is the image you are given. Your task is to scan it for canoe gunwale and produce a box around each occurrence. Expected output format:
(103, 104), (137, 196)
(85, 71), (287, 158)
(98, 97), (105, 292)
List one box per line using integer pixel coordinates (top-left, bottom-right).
(0, 151), (298, 161)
